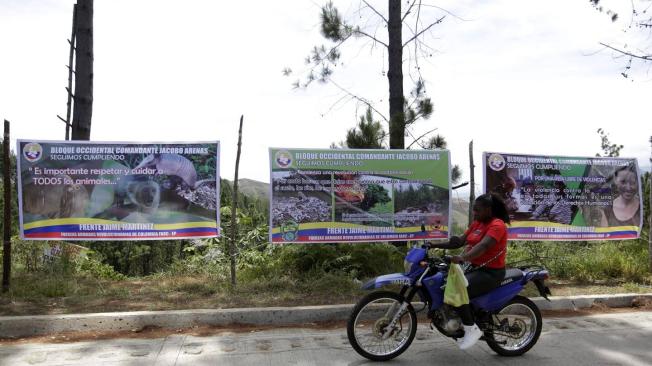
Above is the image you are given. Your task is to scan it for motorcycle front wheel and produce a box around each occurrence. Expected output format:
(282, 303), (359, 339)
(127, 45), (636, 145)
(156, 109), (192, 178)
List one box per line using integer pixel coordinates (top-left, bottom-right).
(346, 290), (417, 361)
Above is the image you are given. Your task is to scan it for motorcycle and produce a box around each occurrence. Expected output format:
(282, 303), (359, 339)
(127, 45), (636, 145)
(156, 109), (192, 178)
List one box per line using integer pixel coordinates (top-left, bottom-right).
(347, 244), (551, 361)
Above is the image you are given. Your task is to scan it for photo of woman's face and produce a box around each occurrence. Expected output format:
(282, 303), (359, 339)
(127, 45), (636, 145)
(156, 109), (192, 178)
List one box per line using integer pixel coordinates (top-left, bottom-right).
(615, 169), (637, 201)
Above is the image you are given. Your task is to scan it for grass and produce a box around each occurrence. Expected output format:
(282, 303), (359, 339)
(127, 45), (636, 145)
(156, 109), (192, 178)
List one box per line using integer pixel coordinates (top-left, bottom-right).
(1, 240), (651, 316)
(1, 270), (650, 316)
(0, 272), (367, 316)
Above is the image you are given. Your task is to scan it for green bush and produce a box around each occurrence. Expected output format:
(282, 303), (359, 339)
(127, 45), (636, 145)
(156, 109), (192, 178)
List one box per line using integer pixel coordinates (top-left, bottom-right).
(76, 252), (127, 281)
(507, 239), (650, 283)
(253, 243), (405, 279)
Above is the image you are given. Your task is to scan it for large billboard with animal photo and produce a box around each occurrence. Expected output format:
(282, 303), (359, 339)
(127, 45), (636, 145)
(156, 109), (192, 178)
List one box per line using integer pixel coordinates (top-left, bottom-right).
(269, 148), (451, 243)
(17, 140), (220, 240)
(484, 152), (643, 241)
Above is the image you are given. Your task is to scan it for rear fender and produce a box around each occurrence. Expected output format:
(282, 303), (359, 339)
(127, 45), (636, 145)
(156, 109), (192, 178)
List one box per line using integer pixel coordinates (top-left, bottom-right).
(362, 273), (412, 290)
(523, 269), (551, 300)
(524, 269), (549, 282)
(532, 279), (552, 300)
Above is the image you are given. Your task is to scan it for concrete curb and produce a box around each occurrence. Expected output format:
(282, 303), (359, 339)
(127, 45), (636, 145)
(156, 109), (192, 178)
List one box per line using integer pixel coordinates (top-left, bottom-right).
(0, 293), (650, 338)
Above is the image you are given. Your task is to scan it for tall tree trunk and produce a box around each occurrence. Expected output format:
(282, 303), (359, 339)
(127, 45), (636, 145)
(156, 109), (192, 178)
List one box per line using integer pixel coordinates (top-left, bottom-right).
(387, 0), (404, 149)
(2, 120), (11, 293)
(230, 116), (244, 287)
(71, 0), (93, 140)
(468, 140), (475, 225)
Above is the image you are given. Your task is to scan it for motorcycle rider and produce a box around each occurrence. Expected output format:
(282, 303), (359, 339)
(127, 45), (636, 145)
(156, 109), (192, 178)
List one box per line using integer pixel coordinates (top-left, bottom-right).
(429, 193), (509, 350)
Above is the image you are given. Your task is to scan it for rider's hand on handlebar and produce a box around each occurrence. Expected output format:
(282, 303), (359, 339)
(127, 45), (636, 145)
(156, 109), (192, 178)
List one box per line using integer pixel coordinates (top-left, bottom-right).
(450, 255), (465, 264)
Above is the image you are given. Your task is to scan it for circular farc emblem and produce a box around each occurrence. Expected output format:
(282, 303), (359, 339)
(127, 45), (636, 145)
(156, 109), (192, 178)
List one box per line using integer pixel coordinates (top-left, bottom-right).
(488, 153), (506, 171)
(23, 142), (43, 163)
(281, 220), (299, 242)
(275, 150), (293, 168)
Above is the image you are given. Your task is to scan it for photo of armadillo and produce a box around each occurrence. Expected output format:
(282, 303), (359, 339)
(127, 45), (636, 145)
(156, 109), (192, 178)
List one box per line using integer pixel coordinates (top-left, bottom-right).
(133, 152), (217, 212)
(134, 153), (198, 188)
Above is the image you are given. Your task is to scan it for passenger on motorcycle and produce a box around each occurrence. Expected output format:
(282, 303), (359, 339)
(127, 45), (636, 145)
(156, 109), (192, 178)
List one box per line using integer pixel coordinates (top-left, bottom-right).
(430, 193), (509, 350)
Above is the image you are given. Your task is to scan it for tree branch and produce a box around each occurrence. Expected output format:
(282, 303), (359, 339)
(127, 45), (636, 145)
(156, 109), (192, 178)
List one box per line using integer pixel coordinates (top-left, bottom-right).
(407, 127), (438, 149)
(402, 0), (418, 22)
(419, 4), (469, 21)
(405, 128), (427, 149)
(403, 16), (446, 48)
(362, 0), (388, 24)
(413, 0), (424, 83)
(354, 29), (388, 48)
(600, 42), (652, 61)
(329, 79), (389, 123)
(328, 34), (352, 58)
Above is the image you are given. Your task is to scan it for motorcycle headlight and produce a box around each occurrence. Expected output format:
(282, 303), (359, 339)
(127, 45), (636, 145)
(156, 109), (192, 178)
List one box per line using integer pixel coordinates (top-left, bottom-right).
(404, 259), (414, 274)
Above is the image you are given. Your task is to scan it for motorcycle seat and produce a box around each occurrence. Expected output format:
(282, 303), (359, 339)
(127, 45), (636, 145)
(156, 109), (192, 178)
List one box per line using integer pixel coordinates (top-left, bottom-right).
(504, 268), (524, 281)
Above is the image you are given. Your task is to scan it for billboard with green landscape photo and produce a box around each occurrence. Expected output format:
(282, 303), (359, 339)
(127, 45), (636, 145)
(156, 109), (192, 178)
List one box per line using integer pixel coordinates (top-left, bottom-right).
(269, 148), (451, 243)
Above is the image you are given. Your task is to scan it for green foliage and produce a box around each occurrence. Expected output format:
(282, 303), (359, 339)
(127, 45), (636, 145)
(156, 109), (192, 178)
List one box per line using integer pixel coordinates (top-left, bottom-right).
(507, 239), (650, 283)
(596, 128), (623, 157)
(87, 241), (186, 277)
(422, 134), (462, 184)
(404, 79), (433, 127)
(76, 251), (127, 280)
(255, 243), (406, 279)
(426, 134), (447, 149)
(289, 1), (451, 151)
(360, 184), (391, 211)
(394, 184), (447, 212)
(320, 1), (349, 42)
(344, 107), (386, 148)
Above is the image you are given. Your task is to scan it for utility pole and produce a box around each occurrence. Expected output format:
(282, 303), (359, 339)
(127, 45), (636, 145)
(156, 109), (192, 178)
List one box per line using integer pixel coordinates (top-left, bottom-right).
(648, 136), (651, 273)
(230, 116), (244, 286)
(71, 0), (93, 140)
(2, 120), (11, 293)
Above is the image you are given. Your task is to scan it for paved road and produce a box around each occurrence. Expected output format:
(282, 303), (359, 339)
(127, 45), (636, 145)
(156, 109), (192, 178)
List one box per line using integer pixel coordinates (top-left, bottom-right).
(1, 311), (651, 366)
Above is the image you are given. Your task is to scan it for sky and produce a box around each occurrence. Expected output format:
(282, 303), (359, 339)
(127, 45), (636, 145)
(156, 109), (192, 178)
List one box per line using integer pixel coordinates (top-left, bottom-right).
(1, 0), (651, 199)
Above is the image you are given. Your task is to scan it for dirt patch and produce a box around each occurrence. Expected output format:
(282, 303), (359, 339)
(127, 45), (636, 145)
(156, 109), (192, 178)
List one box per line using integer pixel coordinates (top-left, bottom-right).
(631, 296), (652, 310)
(0, 321), (348, 345)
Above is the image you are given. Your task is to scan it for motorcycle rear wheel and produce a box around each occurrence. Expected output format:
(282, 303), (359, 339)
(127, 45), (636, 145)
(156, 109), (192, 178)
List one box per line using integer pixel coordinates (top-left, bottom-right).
(485, 295), (542, 356)
(347, 290), (417, 361)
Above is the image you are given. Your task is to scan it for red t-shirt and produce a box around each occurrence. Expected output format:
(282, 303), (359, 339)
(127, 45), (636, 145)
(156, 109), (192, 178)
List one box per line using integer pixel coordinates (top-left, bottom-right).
(463, 218), (507, 269)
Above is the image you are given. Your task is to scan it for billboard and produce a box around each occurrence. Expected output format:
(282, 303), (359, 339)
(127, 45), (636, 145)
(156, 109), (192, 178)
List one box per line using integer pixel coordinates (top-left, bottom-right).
(484, 152), (642, 241)
(269, 148), (451, 243)
(17, 140), (220, 240)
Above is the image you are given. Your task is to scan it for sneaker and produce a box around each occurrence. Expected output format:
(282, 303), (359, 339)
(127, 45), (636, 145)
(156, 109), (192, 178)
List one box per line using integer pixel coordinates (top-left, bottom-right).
(457, 324), (482, 350)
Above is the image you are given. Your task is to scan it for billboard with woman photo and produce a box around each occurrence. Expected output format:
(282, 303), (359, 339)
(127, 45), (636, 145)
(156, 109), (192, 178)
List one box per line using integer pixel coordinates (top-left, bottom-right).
(483, 152), (642, 241)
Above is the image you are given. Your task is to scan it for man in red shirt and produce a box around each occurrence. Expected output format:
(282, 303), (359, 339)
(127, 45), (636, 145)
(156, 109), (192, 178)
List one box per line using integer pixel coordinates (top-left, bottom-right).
(430, 193), (509, 350)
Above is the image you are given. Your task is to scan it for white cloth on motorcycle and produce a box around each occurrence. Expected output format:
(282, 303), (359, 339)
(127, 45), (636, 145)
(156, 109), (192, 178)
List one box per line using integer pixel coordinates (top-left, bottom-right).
(504, 268), (524, 281)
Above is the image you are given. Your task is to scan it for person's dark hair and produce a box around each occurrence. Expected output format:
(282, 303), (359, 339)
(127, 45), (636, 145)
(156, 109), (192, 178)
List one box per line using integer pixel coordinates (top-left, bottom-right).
(476, 193), (511, 224)
(614, 163), (636, 178)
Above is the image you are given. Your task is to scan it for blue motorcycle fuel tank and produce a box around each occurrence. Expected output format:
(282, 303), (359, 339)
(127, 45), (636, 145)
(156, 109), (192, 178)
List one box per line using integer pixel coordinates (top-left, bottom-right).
(362, 273), (413, 290)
